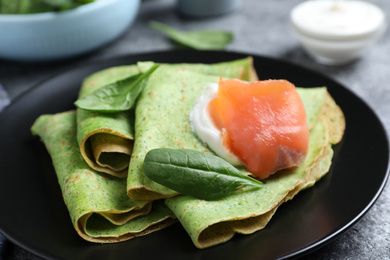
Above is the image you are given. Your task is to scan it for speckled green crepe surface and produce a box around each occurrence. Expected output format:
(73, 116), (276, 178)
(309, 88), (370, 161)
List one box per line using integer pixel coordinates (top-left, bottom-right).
(297, 87), (327, 129)
(31, 111), (176, 243)
(137, 57), (258, 82)
(164, 89), (345, 249)
(77, 65), (140, 178)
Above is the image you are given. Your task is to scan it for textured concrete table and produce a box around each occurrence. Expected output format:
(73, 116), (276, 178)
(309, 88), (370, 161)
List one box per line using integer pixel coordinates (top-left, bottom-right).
(0, 0), (389, 259)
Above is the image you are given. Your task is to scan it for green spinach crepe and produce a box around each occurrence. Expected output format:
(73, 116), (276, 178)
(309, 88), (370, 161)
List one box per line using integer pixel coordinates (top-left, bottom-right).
(124, 63), (344, 247)
(163, 88), (345, 249)
(77, 65), (139, 178)
(126, 65), (343, 201)
(127, 59), (258, 201)
(32, 111), (176, 243)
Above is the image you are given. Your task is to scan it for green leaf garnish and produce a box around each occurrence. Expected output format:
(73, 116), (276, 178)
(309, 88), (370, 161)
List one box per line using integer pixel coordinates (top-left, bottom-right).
(74, 64), (159, 113)
(149, 21), (233, 50)
(0, 0), (96, 14)
(143, 148), (262, 201)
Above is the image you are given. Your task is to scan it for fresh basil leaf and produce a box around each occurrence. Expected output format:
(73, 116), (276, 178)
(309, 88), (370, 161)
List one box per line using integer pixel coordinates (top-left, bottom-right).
(149, 21), (233, 50)
(143, 148), (262, 200)
(74, 64), (159, 113)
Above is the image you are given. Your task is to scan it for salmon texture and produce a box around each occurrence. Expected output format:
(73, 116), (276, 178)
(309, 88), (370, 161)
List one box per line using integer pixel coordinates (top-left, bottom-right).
(208, 79), (309, 179)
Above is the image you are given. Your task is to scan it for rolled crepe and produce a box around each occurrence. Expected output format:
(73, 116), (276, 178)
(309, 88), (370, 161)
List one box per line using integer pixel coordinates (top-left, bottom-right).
(77, 65), (139, 178)
(31, 111), (176, 243)
(164, 89), (345, 249)
(77, 58), (257, 178)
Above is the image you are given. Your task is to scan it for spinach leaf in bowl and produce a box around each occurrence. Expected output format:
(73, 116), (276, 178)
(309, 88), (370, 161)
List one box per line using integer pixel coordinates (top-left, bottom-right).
(0, 0), (96, 14)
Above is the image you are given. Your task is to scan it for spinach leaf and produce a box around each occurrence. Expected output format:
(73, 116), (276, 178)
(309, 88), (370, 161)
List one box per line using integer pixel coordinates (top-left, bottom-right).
(74, 64), (159, 113)
(149, 21), (233, 50)
(0, 0), (95, 14)
(42, 0), (77, 9)
(143, 148), (262, 200)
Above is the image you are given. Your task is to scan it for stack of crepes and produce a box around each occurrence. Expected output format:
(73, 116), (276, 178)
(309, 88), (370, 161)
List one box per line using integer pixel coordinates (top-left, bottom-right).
(31, 57), (345, 248)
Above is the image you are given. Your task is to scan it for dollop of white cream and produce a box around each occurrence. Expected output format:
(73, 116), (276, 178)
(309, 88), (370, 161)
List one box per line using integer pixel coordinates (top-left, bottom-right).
(190, 83), (241, 166)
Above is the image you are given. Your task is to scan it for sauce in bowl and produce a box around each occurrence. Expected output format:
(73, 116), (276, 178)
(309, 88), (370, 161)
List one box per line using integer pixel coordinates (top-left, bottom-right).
(290, 0), (386, 65)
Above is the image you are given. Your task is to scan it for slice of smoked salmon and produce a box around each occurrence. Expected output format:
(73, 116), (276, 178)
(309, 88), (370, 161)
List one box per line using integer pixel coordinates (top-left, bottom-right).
(208, 78), (309, 179)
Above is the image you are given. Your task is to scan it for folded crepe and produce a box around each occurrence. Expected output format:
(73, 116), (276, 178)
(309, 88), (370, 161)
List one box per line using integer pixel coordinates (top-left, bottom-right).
(126, 58), (258, 201)
(31, 111), (176, 243)
(121, 60), (345, 247)
(77, 65), (140, 178)
(164, 87), (345, 248)
(125, 64), (343, 202)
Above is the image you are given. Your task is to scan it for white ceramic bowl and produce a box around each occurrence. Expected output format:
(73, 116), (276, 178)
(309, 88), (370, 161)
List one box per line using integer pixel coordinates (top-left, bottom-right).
(290, 0), (386, 65)
(0, 0), (140, 62)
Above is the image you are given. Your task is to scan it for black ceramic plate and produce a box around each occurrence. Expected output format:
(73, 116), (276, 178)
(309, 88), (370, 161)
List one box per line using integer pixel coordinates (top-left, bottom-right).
(0, 50), (389, 260)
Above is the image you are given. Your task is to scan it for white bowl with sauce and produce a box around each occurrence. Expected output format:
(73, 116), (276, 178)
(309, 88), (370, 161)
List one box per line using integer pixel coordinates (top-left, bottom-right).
(0, 0), (140, 62)
(290, 0), (386, 65)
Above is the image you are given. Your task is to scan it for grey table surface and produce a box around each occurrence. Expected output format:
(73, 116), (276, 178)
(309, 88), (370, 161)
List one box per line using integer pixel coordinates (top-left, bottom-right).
(1, 0), (389, 259)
